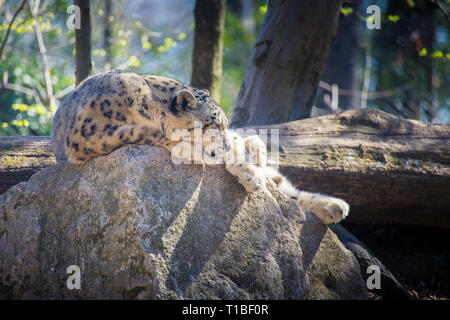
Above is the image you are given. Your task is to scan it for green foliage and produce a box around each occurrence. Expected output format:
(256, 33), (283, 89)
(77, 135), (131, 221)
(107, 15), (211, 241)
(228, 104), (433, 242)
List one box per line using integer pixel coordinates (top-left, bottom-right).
(387, 15), (400, 22)
(0, 0), (188, 136)
(1, 0), (447, 137)
(258, 4), (267, 15)
(340, 7), (354, 16)
(418, 48), (427, 57)
(369, 0), (449, 123)
(1, 103), (53, 135)
(0, 0), (75, 136)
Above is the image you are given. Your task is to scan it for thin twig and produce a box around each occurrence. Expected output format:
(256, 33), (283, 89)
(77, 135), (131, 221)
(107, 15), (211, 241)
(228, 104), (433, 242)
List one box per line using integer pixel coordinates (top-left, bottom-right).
(55, 84), (75, 99)
(34, 80), (47, 100)
(0, 0), (27, 59)
(319, 81), (413, 99)
(361, 40), (372, 109)
(29, 0), (57, 109)
(1, 71), (43, 105)
(0, 83), (42, 105)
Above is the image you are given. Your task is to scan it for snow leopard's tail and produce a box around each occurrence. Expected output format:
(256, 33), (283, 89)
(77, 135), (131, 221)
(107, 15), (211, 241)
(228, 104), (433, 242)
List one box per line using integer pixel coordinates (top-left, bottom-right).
(263, 165), (350, 224)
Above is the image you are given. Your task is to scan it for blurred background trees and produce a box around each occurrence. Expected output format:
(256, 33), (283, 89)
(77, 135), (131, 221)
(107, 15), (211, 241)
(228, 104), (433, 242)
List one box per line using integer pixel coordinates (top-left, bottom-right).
(314, 0), (449, 123)
(229, 0), (343, 127)
(0, 0), (448, 136)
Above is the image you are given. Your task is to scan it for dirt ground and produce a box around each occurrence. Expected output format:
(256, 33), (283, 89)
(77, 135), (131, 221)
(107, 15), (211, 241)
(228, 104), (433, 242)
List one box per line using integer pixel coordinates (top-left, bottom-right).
(343, 223), (450, 300)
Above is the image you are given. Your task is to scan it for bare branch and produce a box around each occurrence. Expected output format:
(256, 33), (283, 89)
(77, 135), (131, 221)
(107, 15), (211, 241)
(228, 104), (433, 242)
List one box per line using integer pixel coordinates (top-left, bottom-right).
(29, 0), (57, 109)
(361, 40), (372, 109)
(55, 84), (75, 99)
(319, 81), (413, 100)
(1, 71), (43, 105)
(0, 0), (27, 59)
(34, 80), (47, 101)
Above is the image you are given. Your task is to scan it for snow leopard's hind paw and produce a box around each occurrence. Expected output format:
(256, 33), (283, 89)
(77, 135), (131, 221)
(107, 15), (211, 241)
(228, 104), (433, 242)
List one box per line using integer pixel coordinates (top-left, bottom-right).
(297, 192), (350, 224)
(312, 197), (349, 224)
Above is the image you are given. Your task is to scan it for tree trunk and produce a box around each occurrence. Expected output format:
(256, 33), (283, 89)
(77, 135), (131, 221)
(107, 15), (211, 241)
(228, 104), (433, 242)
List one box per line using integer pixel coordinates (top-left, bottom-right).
(75, 0), (92, 85)
(314, 0), (363, 113)
(1, 110), (449, 230)
(229, 0), (343, 128)
(190, 0), (226, 102)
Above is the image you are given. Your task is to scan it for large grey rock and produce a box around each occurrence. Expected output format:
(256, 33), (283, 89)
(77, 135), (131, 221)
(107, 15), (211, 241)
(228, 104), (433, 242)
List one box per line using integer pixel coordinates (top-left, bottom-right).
(0, 145), (367, 299)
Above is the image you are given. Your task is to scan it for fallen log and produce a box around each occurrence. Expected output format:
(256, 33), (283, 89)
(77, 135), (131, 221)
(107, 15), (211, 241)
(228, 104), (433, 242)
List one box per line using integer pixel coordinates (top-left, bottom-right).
(0, 109), (449, 229)
(248, 109), (450, 229)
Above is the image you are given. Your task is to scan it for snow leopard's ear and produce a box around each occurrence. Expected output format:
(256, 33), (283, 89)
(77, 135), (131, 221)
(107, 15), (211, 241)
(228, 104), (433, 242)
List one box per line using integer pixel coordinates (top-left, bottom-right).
(170, 89), (198, 114)
(177, 90), (198, 109)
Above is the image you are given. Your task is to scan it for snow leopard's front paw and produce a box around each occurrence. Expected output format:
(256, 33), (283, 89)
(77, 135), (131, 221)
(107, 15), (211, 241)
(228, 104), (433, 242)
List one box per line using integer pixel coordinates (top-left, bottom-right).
(243, 135), (267, 168)
(312, 197), (350, 224)
(226, 164), (266, 193)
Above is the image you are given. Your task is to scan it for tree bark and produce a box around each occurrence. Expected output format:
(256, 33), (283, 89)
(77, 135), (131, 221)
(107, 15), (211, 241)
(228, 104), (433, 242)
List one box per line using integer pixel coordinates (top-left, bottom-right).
(75, 0), (92, 85)
(229, 0), (343, 128)
(190, 0), (226, 102)
(1, 110), (449, 230)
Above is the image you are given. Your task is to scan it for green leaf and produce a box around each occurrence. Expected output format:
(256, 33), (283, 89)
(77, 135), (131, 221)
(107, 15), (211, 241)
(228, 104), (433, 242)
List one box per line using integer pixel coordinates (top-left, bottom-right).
(128, 55), (140, 67)
(418, 48), (427, 57)
(388, 15), (400, 22)
(366, 16), (376, 24)
(340, 7), (354, 16)
(432, 50), (443, 58)
(93, 49), (106, 57)
(118, 39), (128, 47)
(142, 42), (152, 50)
(259, 4), (267, 15)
